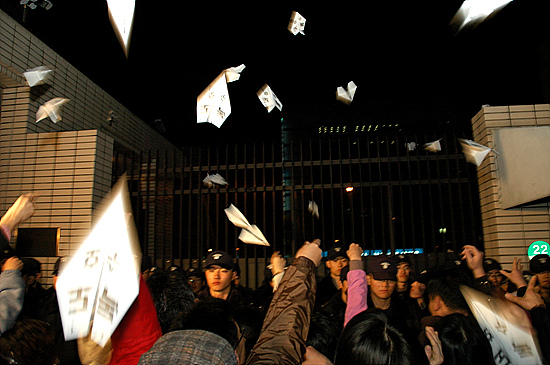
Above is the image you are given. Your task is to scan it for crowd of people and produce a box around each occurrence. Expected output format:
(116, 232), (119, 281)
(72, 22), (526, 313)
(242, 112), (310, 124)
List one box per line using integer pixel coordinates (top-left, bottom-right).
(0, 194), (549, 364)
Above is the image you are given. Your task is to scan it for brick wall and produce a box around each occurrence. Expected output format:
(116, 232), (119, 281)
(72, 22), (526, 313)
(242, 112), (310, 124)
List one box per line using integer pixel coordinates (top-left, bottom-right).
(0, 10), (176, 285)
(471, 104), (550, 268)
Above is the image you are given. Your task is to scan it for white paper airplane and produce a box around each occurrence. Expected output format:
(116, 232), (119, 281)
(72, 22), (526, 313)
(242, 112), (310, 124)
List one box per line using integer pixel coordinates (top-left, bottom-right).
(203, 173), (228, 188)
(458, 138), (497, 166)
(257, 84), (282, 113)
(288, 11), (306, 35)
(36, 97), (69, 123)
(405, 142), (417, 151)
(23, 66), (53, 87)
(450, 0), (513, 32)
(106, 0), (135, 57)
(197, 65), (245, 128)
(461, 285), (543, 365)
(224, 204), (269, 246)
(56, 175), (141, 347)
(308, 200), (319, 218)
(336, 81), (357, 105)
(423, 139), (442, 152)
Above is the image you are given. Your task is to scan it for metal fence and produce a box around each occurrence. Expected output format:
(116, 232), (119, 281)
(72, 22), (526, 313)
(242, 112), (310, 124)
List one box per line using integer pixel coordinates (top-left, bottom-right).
(113, 132), (483, 288)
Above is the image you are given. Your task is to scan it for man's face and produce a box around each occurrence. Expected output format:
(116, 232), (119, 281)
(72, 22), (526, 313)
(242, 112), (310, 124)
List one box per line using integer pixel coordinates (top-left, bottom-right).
(205, 265), (235, 293)
(187, 276), (203, 294)
(535, 271), (550, 290)
(410, 281), (426, 299)
(487, 269), (503, 287)
(397, 263), (411, 283)
(326, 257), (349, 278)
(367, 274), (396, 300)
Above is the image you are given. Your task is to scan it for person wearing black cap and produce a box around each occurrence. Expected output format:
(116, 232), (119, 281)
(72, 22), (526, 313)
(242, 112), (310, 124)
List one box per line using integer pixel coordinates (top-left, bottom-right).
(316, 245), (349, 308)
(530, 254), (550, 307)
(186, 267), (205, 297)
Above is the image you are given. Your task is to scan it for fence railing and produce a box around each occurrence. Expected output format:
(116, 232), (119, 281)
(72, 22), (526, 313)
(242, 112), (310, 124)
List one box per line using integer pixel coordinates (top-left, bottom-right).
(113, 132), (483, 288)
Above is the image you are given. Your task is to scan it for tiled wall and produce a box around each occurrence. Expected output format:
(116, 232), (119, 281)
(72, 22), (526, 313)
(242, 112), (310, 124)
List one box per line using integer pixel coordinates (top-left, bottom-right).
(471, 104), (550, 268)
(0, 10), (176, 285)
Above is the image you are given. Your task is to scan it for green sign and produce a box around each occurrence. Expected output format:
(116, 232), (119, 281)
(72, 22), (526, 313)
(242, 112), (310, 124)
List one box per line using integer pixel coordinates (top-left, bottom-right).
(528, 241), (550, 260)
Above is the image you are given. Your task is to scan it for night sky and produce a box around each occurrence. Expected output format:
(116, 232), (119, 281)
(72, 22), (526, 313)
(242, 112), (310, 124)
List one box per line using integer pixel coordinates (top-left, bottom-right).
(2, 1), (549, 147)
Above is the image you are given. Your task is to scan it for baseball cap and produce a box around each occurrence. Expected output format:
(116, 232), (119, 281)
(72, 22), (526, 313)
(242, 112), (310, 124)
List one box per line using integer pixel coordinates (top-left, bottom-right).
(395, 254), (411, 266)
(530, 254), (550, 274)
(204, 251), (235, 270)
(327, 246), (348, 261)
(483, 258), (502, 273)
(367, 255), (397, 281)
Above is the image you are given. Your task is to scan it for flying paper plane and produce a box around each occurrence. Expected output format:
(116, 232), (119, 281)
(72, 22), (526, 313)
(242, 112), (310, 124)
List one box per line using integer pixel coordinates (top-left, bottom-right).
(106, 0), (135, 57)
(36, 97), (69, 123)
(203, 173), (228, 188)
(23, 66), (53, 87)
(458, 138), (496, 166)
(423, 139), (442, 152)
(336, 81), (357, 105)
(56, 175), (141, 347)
(288, 11), (306, 35)
(308, 200), (319, 218)
(257, 84), (282, 113)
(197, 65), (245, 128)
(461, 285), (543, 365)
(224, 204), (269, 246)
(450, 0), (513, 33)
(405, 142), (417, 152)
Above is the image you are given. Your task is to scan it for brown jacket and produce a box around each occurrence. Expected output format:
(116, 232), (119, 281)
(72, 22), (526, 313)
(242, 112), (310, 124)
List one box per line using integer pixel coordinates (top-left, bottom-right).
(246, 256), (317, 365)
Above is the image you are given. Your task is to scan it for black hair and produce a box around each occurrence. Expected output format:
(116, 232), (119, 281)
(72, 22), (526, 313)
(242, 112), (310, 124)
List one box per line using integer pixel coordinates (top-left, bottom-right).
(0, 319), (55, 365)
(334, 310), (412, 365)
(146, 268), (196, 334)
(426, 275), (470, 314)
(178, 297), (239, 349)
(307, 311), (341, 361)
(435, 313), (496, 365)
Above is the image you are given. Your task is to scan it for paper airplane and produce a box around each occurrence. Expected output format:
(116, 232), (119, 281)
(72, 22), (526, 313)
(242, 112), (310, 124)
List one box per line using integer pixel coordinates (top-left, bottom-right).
(36, 97), (69, 123)
(106, 0), (135, 57)
(336, 81), (357, 105)
(224, 204), (269, 246)
(458, 138), (497, 166)
(288, 11), (306, 35)
(423, 139), (442, 152)
(56, 175), (141, 347)
(203, 173), (228, 188)
(197, 65), (245, 128)
(450, 0), (513, 32)
(257, 84), (282, 113)
(405, 142), (417, 151)
(23, 66), (53, 87)
(308, 201), (319, 218)
(460, 285), (543, 365)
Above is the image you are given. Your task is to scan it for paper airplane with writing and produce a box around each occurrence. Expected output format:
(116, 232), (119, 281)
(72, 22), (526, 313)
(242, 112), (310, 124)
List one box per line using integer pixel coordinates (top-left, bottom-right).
(23, 66), (53, 87)
(197, 65), (245, 128)
(36, 97), (69, 123)
(336, 81), (357, 105)
(56, 175), (141, 347)
(106, 0), (135, 57)
(257, 84), (282, 113)
(224, 204), (269, 246)
(203, 173), (228, 188)
(423, 139), (442, 152)
(288, 11), (306, 35)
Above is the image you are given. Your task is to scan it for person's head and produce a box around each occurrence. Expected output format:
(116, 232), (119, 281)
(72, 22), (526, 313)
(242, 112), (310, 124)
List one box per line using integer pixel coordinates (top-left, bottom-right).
(435, 313), (495, 365)
(366, 256), (397, 302)
(20, 257), (41, 288)
(409, 271), (428, 299)
(483, 258), (503, 288)
(326, 246), (349, 279)
(0, 319), (56, 365)
(52, 256), (69, 290)
(204, 251), (236, 298)
(395, 254), (412, 285)
(307, 311), (340, 361)
(426, 276), (470, 317)
(186, 267), (205, 295)
(530, 254), (550, 290)
(146, 268), (196, 334)
(334, 310), (412, 365)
